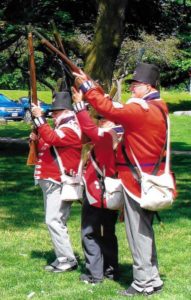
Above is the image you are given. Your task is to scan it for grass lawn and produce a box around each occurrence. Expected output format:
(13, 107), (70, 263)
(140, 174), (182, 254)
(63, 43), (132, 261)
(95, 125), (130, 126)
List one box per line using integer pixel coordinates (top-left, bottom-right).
(0, 90), (191, 299)
(0, 90), (52, 104)
(0, 152), (190, 300)
(121, 89), (191, 113)
(171, 115), (191, 151)
(1, 88), (191, 109)
(0, 114), (191, 152)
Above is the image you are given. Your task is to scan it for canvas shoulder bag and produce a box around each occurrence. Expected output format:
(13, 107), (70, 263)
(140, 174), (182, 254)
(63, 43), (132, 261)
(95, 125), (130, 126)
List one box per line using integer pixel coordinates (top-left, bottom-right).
(128, 107), (175, 211)
(90, 151), (124, 210)
(52, 146), (84, 201)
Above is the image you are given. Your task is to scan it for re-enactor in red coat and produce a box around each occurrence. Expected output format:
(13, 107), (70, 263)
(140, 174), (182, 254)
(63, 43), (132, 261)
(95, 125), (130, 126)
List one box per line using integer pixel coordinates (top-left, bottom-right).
(34, 116), (82, 182)
(72, 94), (123, 283)
(72, 63), (173, 296)
(30, 91), (82, 273)
(76, 88), (167, 201)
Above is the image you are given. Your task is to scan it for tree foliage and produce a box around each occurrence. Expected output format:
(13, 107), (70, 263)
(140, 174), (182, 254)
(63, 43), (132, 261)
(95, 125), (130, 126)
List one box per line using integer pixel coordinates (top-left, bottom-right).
(0, 0), (190, 90)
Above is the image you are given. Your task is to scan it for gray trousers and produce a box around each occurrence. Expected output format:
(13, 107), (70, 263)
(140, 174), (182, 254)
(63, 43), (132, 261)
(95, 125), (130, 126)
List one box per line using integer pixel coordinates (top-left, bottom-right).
(38, 180), (76, 261)
(123, 191), (163, 293)
(81, 194), (118, 280)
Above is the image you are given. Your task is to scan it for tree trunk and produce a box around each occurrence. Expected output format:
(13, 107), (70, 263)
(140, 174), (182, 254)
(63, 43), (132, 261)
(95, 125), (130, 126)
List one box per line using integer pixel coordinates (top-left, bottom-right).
(0, 138), (29, 154)
(84, 0), (128, 92)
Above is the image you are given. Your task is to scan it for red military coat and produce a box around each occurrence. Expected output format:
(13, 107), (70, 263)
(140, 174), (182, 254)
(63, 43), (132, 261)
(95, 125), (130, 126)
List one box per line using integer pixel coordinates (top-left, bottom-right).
(34, 118), (82, 183)
(84, 89), (169, 200)
(76, 109), (122, 208)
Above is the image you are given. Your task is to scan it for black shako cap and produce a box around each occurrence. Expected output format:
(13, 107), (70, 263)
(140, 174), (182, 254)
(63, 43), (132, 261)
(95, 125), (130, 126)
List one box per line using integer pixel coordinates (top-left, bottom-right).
(49, 91), (73, 111)
(129, 62), (160, 87)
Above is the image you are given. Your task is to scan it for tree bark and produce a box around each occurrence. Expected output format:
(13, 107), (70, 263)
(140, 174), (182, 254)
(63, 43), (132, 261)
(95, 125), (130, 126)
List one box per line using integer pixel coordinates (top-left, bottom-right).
(84, 0), (128, 91)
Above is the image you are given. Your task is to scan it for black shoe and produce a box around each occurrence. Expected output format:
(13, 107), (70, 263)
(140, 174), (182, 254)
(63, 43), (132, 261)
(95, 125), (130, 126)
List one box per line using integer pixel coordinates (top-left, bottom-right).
(80, 273), (102, 284)
(45, 258), (78, 273)
(104, 266), (119, 281)
(52, 262), (78, 273)
(119, 286), (154, 297)
(154, 284), (163, 293)
(104, 270), (119, 281)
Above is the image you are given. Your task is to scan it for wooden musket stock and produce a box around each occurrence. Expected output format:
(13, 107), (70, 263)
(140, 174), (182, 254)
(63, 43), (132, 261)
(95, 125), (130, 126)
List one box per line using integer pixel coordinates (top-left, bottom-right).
(27, 32), (38, 166)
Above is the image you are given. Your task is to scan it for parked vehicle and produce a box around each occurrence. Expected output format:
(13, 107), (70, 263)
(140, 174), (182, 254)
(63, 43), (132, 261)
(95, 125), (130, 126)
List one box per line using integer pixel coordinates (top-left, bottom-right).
(18, 97), (52, 123)
(0, 94), (24, 121)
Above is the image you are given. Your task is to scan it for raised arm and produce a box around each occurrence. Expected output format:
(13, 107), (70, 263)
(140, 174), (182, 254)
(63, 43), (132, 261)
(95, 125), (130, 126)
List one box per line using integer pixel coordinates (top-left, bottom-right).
(72, 88), (101, 143)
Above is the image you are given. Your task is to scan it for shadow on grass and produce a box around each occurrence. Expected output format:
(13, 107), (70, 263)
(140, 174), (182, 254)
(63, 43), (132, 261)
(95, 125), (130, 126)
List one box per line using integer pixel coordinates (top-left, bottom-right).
(0, 152), (82, 229)
(116, 263), (133, 288)
(0, 153), (43, 228)
(157, 155), (191, 223)
(0, 151), (190, 229)
(116, 267), (167, 289)
(171, 141), (191, 152)
(167, 100), (191, 113)
(30, 249), (133, 288)
(30, 249), (83, 266)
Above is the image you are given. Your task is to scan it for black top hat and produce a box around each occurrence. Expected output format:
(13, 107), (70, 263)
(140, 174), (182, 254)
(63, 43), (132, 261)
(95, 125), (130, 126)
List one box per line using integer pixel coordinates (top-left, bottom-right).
(130, 63), (160, 87)
(50, 91), (73, 111)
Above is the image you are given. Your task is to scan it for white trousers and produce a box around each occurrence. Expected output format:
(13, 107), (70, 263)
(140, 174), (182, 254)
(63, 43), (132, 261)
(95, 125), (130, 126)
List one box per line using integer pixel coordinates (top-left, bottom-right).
(38, 180), (76, 261)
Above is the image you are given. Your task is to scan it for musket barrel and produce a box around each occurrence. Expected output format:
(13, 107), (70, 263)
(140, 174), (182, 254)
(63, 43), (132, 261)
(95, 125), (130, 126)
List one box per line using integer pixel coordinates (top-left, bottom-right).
(33, 29), (80, 74)
(28, 32), (38, 105)
(50, 20), (66, 55)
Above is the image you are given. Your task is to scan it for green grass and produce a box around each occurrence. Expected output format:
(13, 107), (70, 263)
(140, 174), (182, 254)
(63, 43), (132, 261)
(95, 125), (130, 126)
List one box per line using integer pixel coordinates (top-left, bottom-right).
(0, 90), (52, 104)
(1, 89), (191, 109)
(0, 152), (191, 300)
(171, 115), (191, 151)
(0, 114), (190, 151)
(121, 89), (191, 113)
(0, 122), (30, 139)
(160, 90), (191, 112)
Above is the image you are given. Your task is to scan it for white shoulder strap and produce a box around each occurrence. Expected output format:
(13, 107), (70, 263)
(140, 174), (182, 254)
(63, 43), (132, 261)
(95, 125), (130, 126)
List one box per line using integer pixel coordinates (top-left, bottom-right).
(53, 146), (65, 175)
(129, 114), (170, 175)
(53, 146), (83, 177)
(89, 152), (104, 177)
(165, 115), (171, 173)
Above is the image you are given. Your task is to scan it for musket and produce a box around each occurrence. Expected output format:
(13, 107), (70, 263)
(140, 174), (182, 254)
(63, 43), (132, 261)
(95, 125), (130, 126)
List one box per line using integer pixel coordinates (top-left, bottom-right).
(50, 20), (66, 55)
(35, 28), (121, 103)
(33, 29), (79, 79)
(50, 20), (73, 91)
(33, 29), (101, 91)
(26, 31), (38, 165)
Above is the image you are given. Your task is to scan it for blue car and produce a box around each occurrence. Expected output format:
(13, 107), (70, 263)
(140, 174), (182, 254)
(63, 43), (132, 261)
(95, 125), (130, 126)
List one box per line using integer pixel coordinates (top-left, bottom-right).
(18, 97), (52, 123)
(0, 94), (24, 121)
